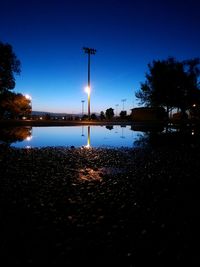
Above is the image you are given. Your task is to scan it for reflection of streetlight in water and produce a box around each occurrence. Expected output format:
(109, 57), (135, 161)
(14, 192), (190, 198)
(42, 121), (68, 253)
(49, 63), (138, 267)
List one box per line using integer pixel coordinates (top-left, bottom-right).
(115, 125), (119, 134)
(81, 126), (85, 137)
(26, 136), (32, 141)
(120, 126), (126, 139)
(25, 129), (32, 148)
(85, 126), (91, 148)
(25, 127), (33, 141)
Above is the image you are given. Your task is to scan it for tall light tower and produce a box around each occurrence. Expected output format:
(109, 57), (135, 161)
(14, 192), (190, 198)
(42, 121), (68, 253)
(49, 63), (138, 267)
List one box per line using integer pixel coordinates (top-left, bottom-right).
(115, 104), (119, 117)
(83, 47), (97, 119)
(121, 99), (127, 111)
(81, 100), (85, 117)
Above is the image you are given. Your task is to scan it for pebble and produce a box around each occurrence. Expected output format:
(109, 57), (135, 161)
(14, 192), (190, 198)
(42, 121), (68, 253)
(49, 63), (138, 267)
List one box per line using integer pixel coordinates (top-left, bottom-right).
(0, 145), (199, 264)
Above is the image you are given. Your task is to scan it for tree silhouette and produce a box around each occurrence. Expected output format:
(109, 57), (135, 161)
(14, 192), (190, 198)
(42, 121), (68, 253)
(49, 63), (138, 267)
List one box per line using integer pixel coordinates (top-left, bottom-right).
(45, 113), (51, 120)
(100, 111), (105, 120)
(0, 41), (25, 119)
(105, 108), (114, 119)
(119, 110), (127, 119)
(0, 41), (21, 93)
(106, 125), (113, 130)
(91, 113), (97, 120)
(136, 57), (200, 117)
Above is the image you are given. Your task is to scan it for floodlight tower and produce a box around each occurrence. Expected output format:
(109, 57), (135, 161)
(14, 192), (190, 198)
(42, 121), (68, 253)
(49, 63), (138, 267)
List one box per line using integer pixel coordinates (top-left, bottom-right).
(81, 100), (85, 116)
(115, 104), (119, 117)
(83, 47), (97, 119)
(121, 99), (127, 111)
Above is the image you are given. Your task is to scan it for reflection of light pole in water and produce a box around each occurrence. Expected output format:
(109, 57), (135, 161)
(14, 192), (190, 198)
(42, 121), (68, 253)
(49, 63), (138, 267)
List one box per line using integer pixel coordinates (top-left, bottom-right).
(25, 127), (33, 148)
(81, 126), (85, 136)
(83, 47), (97, 119)
(120, 126), (126, 139)
(85, 126), (91, 148)
(115, 125), (119, 134)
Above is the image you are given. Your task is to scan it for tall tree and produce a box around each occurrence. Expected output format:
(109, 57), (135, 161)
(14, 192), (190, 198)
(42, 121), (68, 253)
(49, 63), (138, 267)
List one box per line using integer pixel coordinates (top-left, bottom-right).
(105, 108), (114, 119)
(136, 57), (200, 117)
(0, 41), (21, 93)
(100, 111), (105, 120)
(119, 110), (127, 119)
(0, 92), (31, 119)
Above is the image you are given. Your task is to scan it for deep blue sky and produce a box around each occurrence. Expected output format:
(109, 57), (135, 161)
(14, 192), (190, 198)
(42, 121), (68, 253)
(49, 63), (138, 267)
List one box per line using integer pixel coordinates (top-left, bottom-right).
(1, 0), (200, 114)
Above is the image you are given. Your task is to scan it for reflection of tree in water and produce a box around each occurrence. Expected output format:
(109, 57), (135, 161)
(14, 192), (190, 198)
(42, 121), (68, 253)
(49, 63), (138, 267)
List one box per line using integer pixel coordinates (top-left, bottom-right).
(131, 124), (164, 133)
(106, 125), (113, 131)
(134, 126), (200, 148)
(0, 127), (32, 145)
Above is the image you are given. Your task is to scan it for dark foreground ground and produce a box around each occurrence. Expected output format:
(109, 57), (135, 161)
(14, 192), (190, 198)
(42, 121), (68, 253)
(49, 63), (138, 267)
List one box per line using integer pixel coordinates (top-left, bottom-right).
(0, 144), (199, 265)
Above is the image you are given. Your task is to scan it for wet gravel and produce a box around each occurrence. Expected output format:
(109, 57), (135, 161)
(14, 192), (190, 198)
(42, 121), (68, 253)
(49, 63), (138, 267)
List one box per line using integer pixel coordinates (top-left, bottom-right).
(0, 145), (199, 265)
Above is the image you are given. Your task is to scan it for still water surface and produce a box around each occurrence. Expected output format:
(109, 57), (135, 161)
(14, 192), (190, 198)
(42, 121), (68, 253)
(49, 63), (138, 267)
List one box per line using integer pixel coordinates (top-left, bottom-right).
(11, 125), (144, 148)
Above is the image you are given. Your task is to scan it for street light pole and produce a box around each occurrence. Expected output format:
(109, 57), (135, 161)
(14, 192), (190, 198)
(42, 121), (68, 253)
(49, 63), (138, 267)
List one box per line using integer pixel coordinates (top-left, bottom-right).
(121, 99), (126, 111)
(115, 104), (119, 117)
(83, 47), (97, 119)
(81, 100), (85, 117)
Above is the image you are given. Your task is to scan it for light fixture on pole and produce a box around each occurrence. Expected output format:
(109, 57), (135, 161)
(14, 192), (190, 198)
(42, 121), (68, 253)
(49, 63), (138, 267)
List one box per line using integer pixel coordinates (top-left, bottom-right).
(83, 47), (97, 119)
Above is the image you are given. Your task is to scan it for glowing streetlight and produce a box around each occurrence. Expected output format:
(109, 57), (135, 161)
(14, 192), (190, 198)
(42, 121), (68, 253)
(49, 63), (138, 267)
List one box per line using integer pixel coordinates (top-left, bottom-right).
(25, 94), (32, 118)
(25, 94), (31, 100)
(83, 47), (97, 119)
(84, 86), (90, 94)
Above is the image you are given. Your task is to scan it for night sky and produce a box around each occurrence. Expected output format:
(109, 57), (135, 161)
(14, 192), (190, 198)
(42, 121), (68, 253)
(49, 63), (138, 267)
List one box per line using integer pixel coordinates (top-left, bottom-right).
(1, 0), (200, 114)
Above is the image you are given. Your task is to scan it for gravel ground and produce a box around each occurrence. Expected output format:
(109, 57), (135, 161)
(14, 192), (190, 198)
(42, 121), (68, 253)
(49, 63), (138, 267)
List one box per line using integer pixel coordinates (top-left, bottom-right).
(0, 145), (199, 265)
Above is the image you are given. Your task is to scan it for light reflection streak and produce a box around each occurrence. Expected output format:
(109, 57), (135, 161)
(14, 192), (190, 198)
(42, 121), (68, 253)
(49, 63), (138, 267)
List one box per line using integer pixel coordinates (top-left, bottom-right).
(78, 168), (102, 181)
(85, 126), (91, 148)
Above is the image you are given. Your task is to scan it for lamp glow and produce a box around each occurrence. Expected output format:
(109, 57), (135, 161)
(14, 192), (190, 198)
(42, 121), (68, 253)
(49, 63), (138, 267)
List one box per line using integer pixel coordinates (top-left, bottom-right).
(85, 86), (90, 94)
(25, 94), (32, 100)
